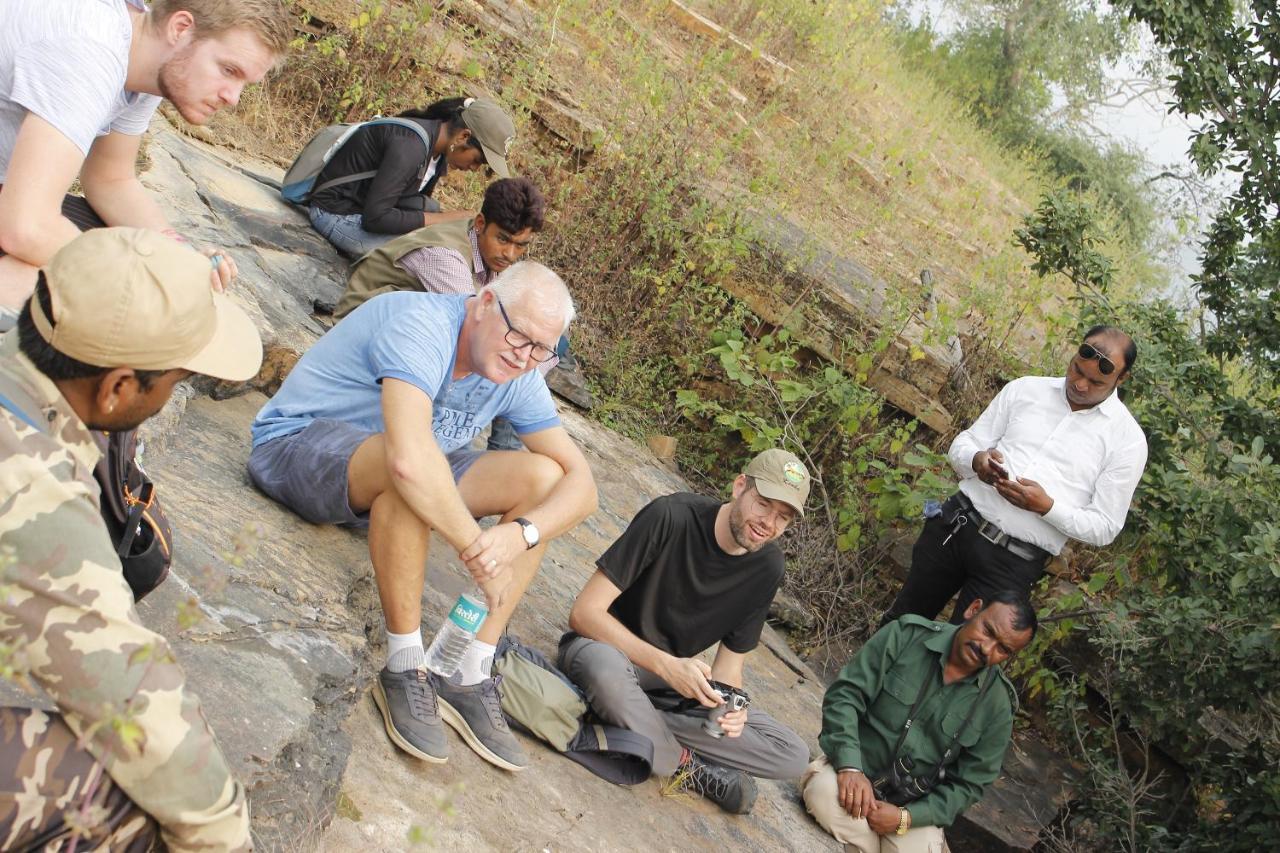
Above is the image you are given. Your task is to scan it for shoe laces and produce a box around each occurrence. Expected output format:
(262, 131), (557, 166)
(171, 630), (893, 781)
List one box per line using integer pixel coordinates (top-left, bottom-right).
(686, 758), (735, 803)
(481, 675), (510, 731)
(406, 669), (439, 718)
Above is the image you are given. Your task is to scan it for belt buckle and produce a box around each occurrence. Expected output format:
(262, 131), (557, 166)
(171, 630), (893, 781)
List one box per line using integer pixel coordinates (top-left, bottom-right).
(977, 519), (1006, 547)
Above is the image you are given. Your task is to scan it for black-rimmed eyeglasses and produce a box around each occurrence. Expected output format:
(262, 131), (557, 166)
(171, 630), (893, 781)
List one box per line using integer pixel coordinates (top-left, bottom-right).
(497, 299), (557, 364)
(1078, 342), (1116, 375)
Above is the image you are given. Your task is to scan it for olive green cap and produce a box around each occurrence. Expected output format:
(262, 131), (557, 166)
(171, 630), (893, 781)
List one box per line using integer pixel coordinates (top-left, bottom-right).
(461, 98), (516, 178)
(744, 448), (810, 516)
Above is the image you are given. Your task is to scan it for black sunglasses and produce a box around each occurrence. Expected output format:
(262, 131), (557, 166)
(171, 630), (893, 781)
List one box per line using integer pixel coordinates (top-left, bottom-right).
(1078, 342), (1116, 375)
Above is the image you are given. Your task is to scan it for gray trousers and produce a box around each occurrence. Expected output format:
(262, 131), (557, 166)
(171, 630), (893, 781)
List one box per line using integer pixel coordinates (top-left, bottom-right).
(558, 635), (810, 778)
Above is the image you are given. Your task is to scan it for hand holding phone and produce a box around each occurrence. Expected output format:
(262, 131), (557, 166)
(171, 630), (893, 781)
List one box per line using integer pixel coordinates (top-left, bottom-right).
(975, 449), (1009, 484)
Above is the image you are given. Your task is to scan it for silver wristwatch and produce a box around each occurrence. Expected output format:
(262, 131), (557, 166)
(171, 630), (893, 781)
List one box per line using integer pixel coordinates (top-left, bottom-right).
(515, 517), (540, 549)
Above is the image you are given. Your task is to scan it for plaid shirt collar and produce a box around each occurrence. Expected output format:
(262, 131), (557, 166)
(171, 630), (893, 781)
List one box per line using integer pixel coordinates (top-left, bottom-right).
(468, 226), (493, 284)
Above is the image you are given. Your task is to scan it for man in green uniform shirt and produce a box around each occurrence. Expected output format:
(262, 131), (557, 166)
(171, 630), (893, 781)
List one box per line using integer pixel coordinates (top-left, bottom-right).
(801, 590), (1036, 852)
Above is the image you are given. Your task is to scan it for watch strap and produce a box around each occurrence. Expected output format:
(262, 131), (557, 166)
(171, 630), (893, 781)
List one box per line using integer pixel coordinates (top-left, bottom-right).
(515, 517), (538, 549)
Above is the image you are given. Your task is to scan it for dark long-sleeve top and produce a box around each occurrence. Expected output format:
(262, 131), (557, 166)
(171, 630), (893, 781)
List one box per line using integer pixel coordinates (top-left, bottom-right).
(818, 616), (1018, 829)
(310, 117), (445, 234)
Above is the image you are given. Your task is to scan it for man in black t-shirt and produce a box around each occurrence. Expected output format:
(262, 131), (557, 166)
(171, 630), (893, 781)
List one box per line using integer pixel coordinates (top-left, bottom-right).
(558, 448), (812, 814)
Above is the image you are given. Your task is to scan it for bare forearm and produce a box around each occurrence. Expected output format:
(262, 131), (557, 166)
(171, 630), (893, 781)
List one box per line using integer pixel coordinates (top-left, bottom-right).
(709, 655), (745, 688)
(389, 444), (483, 551)
(82, 177), (170, 231)
(0, 212), (80, 267)
(571, 605), (670, 676)
(519, 466), (598, 538)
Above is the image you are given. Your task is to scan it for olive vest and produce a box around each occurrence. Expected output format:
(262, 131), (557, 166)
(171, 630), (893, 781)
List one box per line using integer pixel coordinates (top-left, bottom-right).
(336, 217), (477, 318)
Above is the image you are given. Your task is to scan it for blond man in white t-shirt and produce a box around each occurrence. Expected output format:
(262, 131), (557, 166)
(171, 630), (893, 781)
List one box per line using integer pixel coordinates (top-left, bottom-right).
(0, 0), (293, 326)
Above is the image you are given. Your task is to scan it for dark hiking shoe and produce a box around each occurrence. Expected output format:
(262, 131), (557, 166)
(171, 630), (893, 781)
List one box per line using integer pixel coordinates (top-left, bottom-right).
(437, 675), (528, 771)
(678, 751), (758, 814)
(371, 667), (448, 763)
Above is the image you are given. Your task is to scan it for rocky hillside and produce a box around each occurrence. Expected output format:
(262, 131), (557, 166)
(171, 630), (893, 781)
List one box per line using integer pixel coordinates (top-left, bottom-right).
(0, 118), (1073, 851)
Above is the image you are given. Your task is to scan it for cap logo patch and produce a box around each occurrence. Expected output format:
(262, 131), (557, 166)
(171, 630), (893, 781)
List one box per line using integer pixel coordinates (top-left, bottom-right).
(782, 461), (806, 488)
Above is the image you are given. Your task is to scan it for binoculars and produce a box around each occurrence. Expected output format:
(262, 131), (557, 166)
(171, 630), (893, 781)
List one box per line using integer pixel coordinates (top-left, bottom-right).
(871, 755), (943, 806)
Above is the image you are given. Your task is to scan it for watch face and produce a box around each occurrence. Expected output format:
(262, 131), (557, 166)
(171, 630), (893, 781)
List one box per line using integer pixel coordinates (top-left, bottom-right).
(520, 519), (538, 546)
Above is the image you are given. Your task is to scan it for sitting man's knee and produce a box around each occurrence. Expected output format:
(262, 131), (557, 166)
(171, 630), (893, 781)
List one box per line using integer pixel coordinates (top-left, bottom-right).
(800, 758), (839, 815)
(521, 452), (566, 496)
(775, 731), (812, 780)
(562, 639), (631, 684)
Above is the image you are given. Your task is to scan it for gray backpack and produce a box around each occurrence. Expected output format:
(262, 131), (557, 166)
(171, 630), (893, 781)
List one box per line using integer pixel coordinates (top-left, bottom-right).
(280, 117), (431, 204)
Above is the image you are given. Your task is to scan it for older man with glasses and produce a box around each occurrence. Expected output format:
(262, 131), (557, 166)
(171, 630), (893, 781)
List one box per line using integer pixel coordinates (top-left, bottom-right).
(881, 325), (1147, 625)
(248, 261), (598, 772)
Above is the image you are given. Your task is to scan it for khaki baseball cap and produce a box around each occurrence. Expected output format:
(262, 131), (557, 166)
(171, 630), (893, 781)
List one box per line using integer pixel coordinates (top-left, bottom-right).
(32, 228), (263, 382)
(461, 98), (516, 179)
(744, 448), (811, 516)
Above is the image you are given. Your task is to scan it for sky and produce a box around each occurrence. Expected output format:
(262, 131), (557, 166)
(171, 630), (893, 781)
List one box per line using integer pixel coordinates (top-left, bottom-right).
(1079, 56), (1225, 302)
(899, 1), (1229, 302)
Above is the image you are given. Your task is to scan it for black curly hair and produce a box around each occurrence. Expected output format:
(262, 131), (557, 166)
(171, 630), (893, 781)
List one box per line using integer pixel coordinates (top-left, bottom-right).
(479, 177), (546, 234)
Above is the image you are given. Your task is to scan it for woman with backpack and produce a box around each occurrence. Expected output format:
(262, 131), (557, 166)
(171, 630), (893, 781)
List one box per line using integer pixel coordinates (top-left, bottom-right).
(307, 97), (516, 258)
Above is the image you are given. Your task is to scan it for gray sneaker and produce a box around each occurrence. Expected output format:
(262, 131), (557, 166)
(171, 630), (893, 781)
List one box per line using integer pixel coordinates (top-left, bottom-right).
(436, 675), (528, 771)
(371, 667), (448, 763)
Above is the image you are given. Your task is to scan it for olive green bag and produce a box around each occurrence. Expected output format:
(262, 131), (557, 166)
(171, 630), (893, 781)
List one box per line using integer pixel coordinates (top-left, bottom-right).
(494, 635), (653, 784)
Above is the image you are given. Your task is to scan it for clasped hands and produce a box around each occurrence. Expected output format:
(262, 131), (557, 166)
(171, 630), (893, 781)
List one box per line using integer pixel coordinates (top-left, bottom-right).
(836, 769), (903, 834)
(457, 521), (527, 611)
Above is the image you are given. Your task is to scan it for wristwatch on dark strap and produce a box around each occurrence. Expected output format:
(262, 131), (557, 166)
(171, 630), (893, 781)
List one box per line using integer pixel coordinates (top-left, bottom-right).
(515, 517), (540, 549)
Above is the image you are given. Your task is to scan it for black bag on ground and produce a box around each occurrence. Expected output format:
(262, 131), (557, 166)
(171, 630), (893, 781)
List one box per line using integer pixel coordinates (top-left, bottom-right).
(493, 634), (653, 785)
(92, 430), (173, 601)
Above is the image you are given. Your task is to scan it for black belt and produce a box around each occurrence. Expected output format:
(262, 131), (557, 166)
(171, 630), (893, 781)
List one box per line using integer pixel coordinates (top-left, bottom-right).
(949, 492), (1050, 563)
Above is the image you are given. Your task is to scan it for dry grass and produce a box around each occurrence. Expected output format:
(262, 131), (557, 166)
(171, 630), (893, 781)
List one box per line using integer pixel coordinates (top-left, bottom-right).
(202, 0), (1101, 366)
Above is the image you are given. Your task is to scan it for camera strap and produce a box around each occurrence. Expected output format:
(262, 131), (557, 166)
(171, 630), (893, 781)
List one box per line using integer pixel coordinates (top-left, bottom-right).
(886, 665), (938, 766)
(887, 664), (998, 778)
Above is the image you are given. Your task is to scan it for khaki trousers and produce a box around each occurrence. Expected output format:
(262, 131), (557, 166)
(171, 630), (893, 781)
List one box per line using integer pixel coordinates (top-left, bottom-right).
(800, 756), (947, 853)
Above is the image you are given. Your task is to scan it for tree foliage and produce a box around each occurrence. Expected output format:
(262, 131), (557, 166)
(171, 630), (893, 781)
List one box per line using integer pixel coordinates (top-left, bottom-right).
(1017, 193), (1280, 849)
(1112, 0), (1280, 380)
(895, 0), (1159, 246)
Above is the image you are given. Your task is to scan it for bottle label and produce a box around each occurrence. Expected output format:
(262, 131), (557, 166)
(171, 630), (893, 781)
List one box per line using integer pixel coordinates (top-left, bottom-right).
(447, 595), (488, 632)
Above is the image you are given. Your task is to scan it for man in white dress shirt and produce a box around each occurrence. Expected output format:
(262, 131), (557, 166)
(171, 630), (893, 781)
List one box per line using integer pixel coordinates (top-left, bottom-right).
(882, 325), (1148, 624)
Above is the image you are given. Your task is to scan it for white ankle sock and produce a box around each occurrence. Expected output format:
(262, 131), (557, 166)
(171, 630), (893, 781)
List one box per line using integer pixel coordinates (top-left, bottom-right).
(458, 640), (497, 685)
(386, 629), (425, 673)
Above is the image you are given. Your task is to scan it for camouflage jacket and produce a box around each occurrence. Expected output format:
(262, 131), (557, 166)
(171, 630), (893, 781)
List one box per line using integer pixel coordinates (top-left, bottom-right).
(0, 334), (251, 851)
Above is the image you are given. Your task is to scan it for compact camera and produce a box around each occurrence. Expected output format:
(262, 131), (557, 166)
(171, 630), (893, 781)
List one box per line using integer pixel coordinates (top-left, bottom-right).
(702, 681), (751, 738)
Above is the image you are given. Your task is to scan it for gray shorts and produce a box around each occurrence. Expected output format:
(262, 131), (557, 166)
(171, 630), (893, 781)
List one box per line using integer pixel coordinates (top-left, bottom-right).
(247, 418), (483, 527)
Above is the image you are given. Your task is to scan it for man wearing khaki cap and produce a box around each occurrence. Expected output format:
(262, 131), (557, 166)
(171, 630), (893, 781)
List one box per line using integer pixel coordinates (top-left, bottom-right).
(0, 228), (261, 851)
(559, 448), (812, 814)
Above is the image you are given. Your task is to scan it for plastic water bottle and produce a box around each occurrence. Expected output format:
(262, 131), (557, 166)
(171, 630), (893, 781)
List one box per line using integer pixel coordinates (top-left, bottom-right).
(425, 590), (489, 677)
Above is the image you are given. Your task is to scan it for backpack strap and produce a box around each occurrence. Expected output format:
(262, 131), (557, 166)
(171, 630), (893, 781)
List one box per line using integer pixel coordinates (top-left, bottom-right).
(309, 169), (379, 197)
(309, 118), (435, 197)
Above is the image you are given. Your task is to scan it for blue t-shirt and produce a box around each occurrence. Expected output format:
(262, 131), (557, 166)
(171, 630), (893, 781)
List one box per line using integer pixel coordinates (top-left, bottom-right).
(251, 292), (560, 450)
